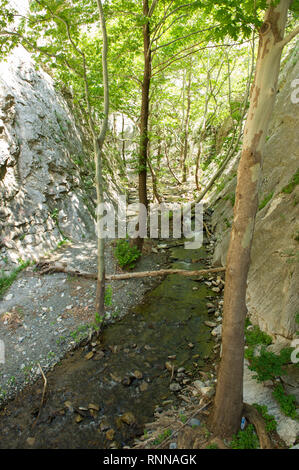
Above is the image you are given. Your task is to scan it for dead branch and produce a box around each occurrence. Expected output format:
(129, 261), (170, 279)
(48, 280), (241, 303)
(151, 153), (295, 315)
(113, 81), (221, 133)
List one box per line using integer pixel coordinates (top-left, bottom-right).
(36, 262), (226, 280)
(32, 363), (47, 429)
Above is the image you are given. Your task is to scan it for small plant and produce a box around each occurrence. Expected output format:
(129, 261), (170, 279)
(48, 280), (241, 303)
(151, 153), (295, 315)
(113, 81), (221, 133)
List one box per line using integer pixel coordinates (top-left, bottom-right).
(248, 347), (286, 382)
(152, 429), (172, 446)
(248, 346), (294, 382)
(272, 384), (298, 420)
(50, 208), (59, 223)
(114, 239), (141, 269)
(245, 325), (272, 348)
(179, 413), (187, 424)
(258, 192), (274, 210)
(281, 169), (299, 194)
(230, 424), (259, 449)
(56, 336), (66, 345)
(70, 324), (90, 343)
(104, 285), (113, 307)
(56, 238), (69, 249)
(253, 404), (277, 432)
(94, 312), (104, 328)
(206, 443), (219, 449)
(0, 259), (31, 297)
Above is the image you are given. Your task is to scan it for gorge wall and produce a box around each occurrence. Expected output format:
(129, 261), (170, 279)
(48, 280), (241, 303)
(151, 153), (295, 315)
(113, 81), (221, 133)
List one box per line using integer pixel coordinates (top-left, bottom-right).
(0, 46), (98, 269)
(209, 43), (299, 343)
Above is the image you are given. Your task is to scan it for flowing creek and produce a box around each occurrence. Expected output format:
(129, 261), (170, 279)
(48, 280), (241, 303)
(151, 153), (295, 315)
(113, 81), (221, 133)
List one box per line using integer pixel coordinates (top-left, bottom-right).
(0, 240), (221, 449)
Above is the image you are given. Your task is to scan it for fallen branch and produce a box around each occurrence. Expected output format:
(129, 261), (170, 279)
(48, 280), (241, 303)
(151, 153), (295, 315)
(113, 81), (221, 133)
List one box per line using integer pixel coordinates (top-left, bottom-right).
(243, 403), (273, 449)
(32, 363), (47, 429)
(36, 262), (226, 280)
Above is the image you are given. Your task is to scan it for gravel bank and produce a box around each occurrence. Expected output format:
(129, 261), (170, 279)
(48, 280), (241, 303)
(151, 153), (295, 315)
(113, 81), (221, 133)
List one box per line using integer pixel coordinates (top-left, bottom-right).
(0, 239), (168, 405)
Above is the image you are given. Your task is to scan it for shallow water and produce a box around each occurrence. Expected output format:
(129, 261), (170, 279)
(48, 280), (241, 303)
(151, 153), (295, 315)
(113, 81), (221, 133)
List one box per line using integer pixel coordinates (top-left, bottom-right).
(0, 243), (218, 449)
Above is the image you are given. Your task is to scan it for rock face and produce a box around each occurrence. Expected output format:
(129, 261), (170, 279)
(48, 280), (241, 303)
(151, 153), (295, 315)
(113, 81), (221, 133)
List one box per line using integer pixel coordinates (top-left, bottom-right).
(0, 46), (96, 266)
(210, 44), (299, 342)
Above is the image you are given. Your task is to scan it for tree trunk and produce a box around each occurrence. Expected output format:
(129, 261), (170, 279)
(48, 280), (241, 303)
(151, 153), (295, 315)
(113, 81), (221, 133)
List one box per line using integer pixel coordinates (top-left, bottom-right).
(95, 0), (109, 316)
(195, 143), (202, 191)
(135, 0), (151, 250)
(182, 68), (192, 183)
(210, 0), (292, 438)
(121, 113), (126, 167)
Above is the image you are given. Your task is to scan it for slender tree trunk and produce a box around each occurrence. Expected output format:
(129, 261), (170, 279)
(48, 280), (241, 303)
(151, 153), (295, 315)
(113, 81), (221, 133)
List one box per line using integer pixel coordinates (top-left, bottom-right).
(95, 0), (109, 316)
(135, 0), (151, 250)
(195, 143), (202, 190)
(210, 0), (293, 438)
(182, 68), (192, 182)
(165, 142), (182, 185)
(121, 113), (126, 167)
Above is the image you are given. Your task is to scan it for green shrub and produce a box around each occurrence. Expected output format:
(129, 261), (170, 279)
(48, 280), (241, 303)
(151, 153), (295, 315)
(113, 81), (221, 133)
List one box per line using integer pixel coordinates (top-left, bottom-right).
(245, 325), (272, 348)
(114, 239), (141, 269)
(272, 384), (298, 420)
(248, 347), (286, 382)
(230, 425), (259, 449)
(248, 346), (294, 382)
(253, 404), (277, 432)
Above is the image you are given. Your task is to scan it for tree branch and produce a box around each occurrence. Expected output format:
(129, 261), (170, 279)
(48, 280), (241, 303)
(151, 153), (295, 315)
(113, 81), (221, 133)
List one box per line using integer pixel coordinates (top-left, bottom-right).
(149, 0), (159, 18)
(36, 262), (226, 280)
(278, 25), (299, 49)
(151, 24), (219, 53)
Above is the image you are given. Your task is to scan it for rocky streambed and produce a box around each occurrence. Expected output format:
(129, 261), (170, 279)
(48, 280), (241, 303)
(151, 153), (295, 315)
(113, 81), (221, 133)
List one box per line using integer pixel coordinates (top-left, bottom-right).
(0, 227), (225, 449)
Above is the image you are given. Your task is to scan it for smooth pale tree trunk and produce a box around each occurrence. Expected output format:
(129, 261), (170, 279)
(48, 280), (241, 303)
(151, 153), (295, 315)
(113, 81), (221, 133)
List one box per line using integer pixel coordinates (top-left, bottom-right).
(95, 0), (109, 316)
(210, 0), (296, 438)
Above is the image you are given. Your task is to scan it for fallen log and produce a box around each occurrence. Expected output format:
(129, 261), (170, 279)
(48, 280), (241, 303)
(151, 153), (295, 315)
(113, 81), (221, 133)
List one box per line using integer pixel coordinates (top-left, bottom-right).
(36, 261), (226, 280)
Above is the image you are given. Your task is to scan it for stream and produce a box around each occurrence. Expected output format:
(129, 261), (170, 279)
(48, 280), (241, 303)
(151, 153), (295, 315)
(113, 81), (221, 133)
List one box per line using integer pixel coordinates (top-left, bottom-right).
(0, 238), (221, 449)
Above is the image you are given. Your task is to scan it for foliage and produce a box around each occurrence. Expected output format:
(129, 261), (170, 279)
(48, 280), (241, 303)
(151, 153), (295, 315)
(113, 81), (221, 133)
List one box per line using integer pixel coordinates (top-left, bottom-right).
(247, 346), (294, 382)
(0, 260), (31, 298)
(272, 384), (298, 420)
(258, 191), (274, 210)
(230, 424), (259, 449)
(114, 239), (141, 269)
(104, 285), (113, 307)
(206, 443), (219, 449)
(245, 325), (272, 348)
(281, 169), (299, 194)
(152, 429), (172, 446)
(253, 404), (277, 432)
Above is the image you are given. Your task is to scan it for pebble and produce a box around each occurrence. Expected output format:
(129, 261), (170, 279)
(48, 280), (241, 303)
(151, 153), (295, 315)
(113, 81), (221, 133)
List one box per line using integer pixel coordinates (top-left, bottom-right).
(189, 418), (201, 427)
(204, 321), (217, 328)
(133, 370), (143, 379)
(211, 325), (222, 337)
(170, 383), (181, 392)
(26, 437), (35, 446)
(140, 381), (149, 392)
(169, 442), (177, 449)
(106, 429), (115, 440)
(121, 412), (136, 426)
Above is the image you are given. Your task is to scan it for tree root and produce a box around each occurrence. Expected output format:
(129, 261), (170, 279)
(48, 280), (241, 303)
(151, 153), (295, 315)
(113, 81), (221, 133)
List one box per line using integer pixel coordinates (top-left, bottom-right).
(36, 261), (226, 280)
(242, 403), (273, 449)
